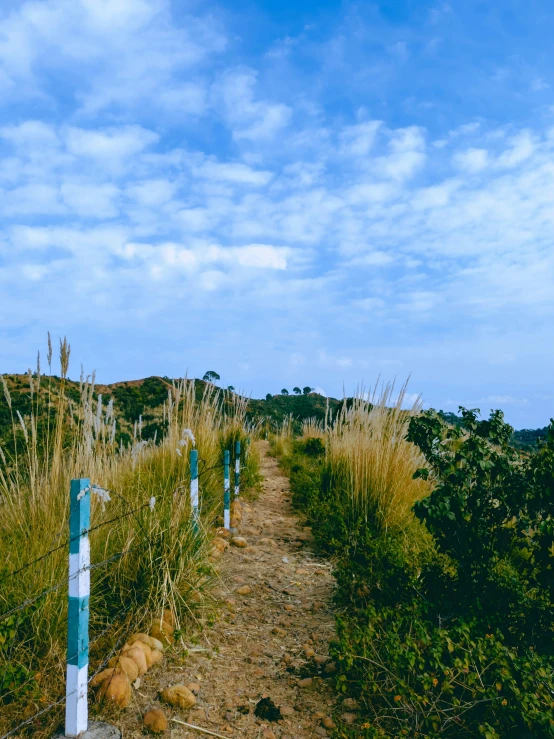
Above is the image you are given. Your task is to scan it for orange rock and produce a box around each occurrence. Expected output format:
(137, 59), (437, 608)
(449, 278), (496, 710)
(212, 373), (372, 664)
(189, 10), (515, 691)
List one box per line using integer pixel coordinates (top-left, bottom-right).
(90, 668), (120, 688)
(124, 646), (148, 675)
(150, 621), (174, 646)
(107, 655), (139, 682)
(97, 672), (131, 708)
(143, 708), (168, 733)
(160, 684), (196, 710)
(162, 609), (175, 628)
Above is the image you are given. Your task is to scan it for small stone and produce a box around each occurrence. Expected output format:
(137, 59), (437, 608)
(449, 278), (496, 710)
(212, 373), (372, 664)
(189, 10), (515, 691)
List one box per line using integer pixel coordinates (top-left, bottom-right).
(230, 536), (248, 548)
(304, 647), (315, 659)
(160, 685), (196, 710)
(262, 731), (276, 739)
(280, 705), (295, 716)
(271, 626), (286, 636)
(186, 682), (201, 694)
(143, 708), (168, 734)
(96, 673), (131, 708)
(236, 585), (251, 595)
(282, 557), (289, 563)
(324, 661), (337, 675)
(259, 538), (278, 548)
(314, 655), (328, 666)
(225, 712), (233, 721)
(322, 717), (336, 729)
(314, 728), (328, 737)
(212, 537), (229, 552)
(341, 712), (357, 724)
(295, 568), (309, 575)
(343, 698), (359, 710)
(283, 604), (294, 612)
(297, 677), (313, 688)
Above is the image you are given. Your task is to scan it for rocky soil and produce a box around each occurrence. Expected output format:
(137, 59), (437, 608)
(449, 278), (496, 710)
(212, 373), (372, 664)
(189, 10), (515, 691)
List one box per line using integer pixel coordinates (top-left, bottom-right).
(119, 441), (341, 738)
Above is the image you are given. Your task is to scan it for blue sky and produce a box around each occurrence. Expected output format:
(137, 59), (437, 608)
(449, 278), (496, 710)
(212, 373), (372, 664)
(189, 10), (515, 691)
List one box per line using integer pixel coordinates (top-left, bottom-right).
(1, 0), (554, 428)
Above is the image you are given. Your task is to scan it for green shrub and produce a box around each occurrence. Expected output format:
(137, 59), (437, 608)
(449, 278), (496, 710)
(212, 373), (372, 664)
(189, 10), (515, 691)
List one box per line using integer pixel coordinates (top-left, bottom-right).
(407, 408), (554, 650)
(332, 602), (554, 738)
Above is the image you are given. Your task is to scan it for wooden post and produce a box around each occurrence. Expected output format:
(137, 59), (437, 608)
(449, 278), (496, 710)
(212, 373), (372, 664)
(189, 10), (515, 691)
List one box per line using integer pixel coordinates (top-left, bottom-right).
(65, 479), (90, 737)
(234, 440), (241, 499)
(190, 449), (199, 531)
(223, 450), (230, 530)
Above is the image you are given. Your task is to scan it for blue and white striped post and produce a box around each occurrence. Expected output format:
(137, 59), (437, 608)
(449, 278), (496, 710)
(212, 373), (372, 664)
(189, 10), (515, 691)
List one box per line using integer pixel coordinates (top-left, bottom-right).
(190, 449), (199, 531)
(223, 450), (230, 530)
(65, 479), (90, 737)
(234, 440), (241, 499)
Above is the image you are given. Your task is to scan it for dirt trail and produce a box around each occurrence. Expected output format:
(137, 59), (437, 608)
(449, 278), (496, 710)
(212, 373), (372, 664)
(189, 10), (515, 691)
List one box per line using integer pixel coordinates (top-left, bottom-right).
(122, 440), (338, 738)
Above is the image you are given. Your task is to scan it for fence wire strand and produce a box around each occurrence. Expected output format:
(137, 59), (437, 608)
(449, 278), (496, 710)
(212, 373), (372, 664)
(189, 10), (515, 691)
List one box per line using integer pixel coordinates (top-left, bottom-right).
(0, 604), (138, 739)
(0, 498), (152, 586)
(0, 455), (223, 736)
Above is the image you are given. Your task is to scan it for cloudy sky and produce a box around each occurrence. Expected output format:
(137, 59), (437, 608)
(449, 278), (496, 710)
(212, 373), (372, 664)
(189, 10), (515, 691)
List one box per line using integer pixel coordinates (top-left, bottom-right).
(1, 0), (554, 428)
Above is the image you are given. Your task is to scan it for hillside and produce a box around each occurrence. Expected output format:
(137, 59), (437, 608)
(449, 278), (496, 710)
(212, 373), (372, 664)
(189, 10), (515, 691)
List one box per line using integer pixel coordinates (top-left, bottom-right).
(0, 374), (548, 452)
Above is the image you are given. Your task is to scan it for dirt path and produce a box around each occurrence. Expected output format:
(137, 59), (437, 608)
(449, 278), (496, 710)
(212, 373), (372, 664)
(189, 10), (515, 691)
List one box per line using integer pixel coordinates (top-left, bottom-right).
(122, 441), (338, 738)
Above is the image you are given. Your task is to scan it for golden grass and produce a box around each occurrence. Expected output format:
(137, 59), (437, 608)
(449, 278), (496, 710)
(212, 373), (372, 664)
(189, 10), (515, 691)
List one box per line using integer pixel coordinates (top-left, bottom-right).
(326, 380), (432, 533)
(0, 341), (253, 735)
(301, 416), (326, 439)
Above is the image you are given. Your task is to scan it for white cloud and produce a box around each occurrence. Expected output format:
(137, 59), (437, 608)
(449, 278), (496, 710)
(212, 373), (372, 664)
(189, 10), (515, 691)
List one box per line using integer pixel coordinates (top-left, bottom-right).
(452, 147), (489, 172)
(339, 121), (382, 157)
(60, 182), (120, 218)
(213, 67), (292, 141)
(496, 130), (535, 168)
(65, 126), (159, 161)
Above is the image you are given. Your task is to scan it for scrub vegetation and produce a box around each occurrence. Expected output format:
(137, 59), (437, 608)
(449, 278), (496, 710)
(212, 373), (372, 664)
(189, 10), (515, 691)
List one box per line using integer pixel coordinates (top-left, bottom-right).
(272, 383), (554, 739)
(0, 339), (260, 736)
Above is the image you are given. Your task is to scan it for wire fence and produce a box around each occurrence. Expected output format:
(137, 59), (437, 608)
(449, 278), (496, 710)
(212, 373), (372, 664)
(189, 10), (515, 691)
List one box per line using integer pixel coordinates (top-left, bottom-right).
(0, 440), (247, 737)
(1, 602), (137, 739)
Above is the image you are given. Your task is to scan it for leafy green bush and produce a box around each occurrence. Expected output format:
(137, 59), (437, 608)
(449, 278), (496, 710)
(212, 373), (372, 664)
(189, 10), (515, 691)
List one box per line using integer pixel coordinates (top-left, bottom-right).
(407, 408), (554, 650)
(274, 407), (554, 738)
(332, 602), (554, 738)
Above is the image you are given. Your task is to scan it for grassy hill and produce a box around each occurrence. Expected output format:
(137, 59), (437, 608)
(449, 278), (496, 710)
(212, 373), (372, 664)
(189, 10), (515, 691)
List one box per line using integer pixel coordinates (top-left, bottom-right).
(0, 374), (548, 452)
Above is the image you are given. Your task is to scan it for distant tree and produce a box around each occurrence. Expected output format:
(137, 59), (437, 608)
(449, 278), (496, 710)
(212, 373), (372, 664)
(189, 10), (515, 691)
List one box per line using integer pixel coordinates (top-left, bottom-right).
(303, 386), (314, 395)
(281, 388), (289, 395)
(266, 393), (273, 401)
(293, 387), (301, 395)
(228, 385), (235, 392)
(203, 370), (220, 383)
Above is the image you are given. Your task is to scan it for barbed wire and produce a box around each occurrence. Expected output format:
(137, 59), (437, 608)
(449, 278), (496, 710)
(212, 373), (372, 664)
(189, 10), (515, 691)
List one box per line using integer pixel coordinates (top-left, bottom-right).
(0, 498), (152, 586)
(198, 458), (226, 479)
(0, 501), (197, 625)
(0, 603), (138, 739)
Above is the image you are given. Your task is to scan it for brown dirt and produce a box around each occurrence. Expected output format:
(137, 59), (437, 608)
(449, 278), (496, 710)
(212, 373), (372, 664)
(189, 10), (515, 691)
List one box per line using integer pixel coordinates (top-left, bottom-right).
(119, 441), (338, 738)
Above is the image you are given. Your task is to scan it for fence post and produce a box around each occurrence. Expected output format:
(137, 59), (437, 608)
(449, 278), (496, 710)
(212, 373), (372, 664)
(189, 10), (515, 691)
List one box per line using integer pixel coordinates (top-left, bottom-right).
(234, 440), (241, 499)
(65, 478), (90, 737)
(190, 449), (199, 531)
(224, 450), (230, 530)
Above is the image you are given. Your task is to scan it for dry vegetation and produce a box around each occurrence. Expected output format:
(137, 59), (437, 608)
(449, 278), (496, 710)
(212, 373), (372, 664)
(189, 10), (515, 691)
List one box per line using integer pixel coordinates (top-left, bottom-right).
(0, 339), (257, 737)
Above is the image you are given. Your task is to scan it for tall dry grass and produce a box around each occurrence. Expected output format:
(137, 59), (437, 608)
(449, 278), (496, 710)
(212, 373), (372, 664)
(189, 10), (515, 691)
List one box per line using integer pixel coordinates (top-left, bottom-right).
(326, 381), (432, 533)
(0, 341), (253, 734)
(301, 416), (326, 439)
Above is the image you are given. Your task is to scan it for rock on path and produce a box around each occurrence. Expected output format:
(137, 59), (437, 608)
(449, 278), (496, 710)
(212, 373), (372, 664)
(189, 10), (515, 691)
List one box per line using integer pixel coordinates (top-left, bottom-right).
(120, 441), (338, 738)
